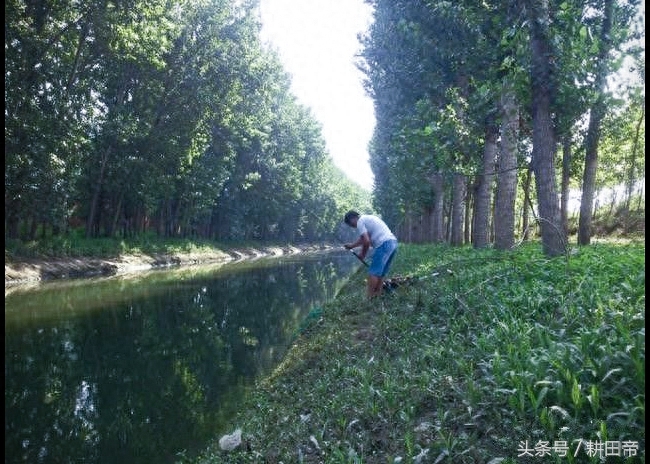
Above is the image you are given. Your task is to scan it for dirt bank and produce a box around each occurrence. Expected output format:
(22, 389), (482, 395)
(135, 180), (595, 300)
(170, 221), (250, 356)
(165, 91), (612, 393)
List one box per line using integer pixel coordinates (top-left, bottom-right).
(5, 244), (335, 286)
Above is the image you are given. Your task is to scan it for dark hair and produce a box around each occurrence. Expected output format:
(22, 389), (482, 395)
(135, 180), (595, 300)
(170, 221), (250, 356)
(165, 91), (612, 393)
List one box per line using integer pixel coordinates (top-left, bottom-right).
(344, 210), (360, 225)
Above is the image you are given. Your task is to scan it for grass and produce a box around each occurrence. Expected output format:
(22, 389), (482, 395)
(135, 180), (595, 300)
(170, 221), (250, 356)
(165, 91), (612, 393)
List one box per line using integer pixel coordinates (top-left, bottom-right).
(4, 230), (287, 261)
(184, 240), (645, 464)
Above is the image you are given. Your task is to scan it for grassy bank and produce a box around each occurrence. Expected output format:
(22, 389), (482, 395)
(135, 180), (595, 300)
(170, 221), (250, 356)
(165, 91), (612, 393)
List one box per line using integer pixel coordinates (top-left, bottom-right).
(4, 231), (274, 261)
(186, 240), (645, 464)
(5, 233), (337, 283)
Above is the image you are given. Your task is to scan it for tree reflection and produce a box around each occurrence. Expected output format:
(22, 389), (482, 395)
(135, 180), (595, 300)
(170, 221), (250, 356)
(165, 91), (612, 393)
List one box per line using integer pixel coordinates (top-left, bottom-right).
(5, 252), (359, 463)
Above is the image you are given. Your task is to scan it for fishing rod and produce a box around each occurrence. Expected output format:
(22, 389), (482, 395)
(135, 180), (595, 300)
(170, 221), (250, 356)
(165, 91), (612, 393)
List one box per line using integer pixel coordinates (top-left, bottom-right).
(333, 224), (369, 267)
(348, 247), (369, 267)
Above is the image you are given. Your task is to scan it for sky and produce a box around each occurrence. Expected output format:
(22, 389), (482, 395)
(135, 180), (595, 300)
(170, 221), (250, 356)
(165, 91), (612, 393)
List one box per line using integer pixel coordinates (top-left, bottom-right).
(258, 0), (376, 191)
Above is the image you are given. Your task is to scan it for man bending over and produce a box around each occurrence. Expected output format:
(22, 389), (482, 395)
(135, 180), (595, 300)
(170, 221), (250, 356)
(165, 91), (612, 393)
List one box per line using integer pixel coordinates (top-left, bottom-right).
(343, 210), (399, 298)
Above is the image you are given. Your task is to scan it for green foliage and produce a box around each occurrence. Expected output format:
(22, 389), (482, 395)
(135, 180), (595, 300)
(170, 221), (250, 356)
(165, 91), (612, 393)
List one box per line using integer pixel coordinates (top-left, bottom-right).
(359, 0), (644, 250)
(190, 241), (645, 463)
(5, 0), (367, 244)
(4, 230), (234, 260)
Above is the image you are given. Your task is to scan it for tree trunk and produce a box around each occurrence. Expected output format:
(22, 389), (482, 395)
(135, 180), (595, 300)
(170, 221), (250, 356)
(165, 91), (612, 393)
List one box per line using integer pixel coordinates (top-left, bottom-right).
(578, 0), (614, 245)
(560, 135), (572, 236)
(444, 202), (453, 243)
(110, 192), (123, 239)
(86, 146), (112, 238)
(399, 213), (410, 243)
(428, 172), (446, 243)
(451, 173), (466, 246)
(465, 186), (473, 245)
(425, 207), (435, 242)
(578, 120), (602, 244)
(495, 84), (519, 250)
(522, 167), (533, 241)
(474, 123), (498, 248)
(624, 100), (644, 222)
(5, 207), (20, 239)
(608, 190), (617, 217)
(64, 24), (88, 97)
(29, 217), (38, 241)
(526, 0), (566, 256)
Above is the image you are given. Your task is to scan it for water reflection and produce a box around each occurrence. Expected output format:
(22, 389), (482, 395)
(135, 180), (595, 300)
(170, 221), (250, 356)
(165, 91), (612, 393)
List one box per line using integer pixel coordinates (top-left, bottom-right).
(5, 250), (360, 464)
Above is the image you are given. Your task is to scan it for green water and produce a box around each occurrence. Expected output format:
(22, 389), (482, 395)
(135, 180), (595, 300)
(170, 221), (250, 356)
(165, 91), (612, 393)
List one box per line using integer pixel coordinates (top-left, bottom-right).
(5, 250), (360, 463)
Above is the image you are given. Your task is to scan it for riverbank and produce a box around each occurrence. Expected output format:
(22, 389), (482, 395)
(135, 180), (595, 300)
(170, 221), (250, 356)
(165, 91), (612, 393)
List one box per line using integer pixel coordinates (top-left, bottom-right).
(4, 242), (335, 285)
(187, 241), (645, 464)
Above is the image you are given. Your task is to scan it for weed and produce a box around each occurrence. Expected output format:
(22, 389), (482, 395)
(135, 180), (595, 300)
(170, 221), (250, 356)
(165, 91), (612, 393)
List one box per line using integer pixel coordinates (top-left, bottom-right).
(187, 241), (645, 464)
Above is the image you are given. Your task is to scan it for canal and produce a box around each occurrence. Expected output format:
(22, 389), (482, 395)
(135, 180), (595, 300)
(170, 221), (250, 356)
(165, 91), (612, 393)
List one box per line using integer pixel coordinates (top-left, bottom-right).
(5, 249), (361, 463)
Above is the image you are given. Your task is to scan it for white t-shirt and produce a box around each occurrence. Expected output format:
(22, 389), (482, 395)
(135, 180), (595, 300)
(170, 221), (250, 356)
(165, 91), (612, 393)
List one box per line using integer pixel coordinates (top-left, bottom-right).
(356, 215), (397, 248)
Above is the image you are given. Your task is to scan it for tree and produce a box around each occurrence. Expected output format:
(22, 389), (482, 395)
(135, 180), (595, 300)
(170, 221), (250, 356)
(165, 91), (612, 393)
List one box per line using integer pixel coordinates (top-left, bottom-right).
(473, 119), (498, 248)
(494, 81), (520, 250)
(578, 0), (640, 244)
(523, 0), (567, 256)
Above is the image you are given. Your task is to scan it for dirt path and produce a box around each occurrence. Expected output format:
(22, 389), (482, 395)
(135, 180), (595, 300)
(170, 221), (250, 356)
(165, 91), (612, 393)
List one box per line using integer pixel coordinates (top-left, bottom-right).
(5, 244), (335, 286)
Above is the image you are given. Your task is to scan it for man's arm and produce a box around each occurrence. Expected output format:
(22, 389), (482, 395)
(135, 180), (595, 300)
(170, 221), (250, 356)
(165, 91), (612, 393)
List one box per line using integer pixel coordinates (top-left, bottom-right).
(345, 233), (371, 260)
(358, 232), (370, 260)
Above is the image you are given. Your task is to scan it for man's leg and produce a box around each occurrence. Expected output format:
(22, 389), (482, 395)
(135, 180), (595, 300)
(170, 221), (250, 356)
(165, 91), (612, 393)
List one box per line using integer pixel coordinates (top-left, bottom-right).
(367, 240), (398, 299)
(367, 274), (384, 298)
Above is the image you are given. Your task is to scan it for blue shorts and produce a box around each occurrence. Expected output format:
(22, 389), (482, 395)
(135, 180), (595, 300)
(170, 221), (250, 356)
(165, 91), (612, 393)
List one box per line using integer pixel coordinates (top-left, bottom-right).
(369, 239), (398, 277)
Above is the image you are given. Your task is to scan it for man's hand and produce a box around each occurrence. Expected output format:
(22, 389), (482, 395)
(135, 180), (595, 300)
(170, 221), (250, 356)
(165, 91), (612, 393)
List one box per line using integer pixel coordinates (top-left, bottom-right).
(344, 243), (354, 250)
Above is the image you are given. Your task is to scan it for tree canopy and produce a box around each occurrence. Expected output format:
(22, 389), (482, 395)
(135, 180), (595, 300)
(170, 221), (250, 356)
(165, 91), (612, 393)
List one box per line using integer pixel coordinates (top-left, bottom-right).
(5, 0), (371, 243)
(5, 0), (644, 254)
(358, 0), (644, 255)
